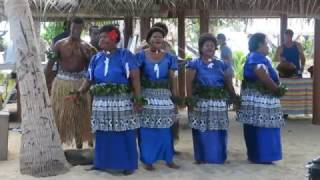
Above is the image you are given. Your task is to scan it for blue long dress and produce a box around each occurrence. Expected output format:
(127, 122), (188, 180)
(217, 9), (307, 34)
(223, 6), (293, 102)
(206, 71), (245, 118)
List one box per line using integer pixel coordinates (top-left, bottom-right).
(87, 49), (139, 171)
(236, 51), (284, 164)
(136, 51), (178, 165)
(186, 58), (229, 164)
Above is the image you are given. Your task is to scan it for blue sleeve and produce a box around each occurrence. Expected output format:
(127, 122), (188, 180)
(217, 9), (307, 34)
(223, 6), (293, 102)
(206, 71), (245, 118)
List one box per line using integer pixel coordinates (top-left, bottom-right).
(123, 49), (139, 70)
(86, 54), (97, 82)
(186, 59), (198, 70)
(134, 51), (144, 68)
(169, 54), (178, 70)
(247, 53), (266, 66)
(221, 47), (232, 60)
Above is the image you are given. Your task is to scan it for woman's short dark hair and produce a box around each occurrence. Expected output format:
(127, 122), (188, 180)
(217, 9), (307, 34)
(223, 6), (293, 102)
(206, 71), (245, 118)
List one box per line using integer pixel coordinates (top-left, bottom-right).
(146, 27), (165, 43)
(198, 33), (218, 55)
(99, 24), (121, 43)
(248, 33), (266, 52)
(152, 22), (168, 37)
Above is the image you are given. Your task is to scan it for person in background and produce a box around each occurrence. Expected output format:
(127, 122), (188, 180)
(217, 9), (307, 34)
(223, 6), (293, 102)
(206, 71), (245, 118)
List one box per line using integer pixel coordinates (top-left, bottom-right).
(89, 25), (100, 51)
(274, 29), (306, 78)
(45, 17), (96, 149)
(217, 33), (234, 78)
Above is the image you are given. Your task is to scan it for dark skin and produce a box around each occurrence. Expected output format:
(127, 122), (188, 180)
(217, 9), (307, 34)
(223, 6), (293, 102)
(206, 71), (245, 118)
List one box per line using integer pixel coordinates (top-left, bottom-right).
(274, 33), (306, 73)
(45, 22), (96, 92)
(89, 26), (100, 50)
(143, 31), (180, 170)
(78, 31), (142, 113)
(186, 40), (237, 113)
(254, 40), (279, 92)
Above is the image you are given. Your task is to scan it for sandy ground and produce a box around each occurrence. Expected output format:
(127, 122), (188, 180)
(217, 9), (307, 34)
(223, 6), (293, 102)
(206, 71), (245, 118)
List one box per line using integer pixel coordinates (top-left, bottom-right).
(0, 111), (319, 180)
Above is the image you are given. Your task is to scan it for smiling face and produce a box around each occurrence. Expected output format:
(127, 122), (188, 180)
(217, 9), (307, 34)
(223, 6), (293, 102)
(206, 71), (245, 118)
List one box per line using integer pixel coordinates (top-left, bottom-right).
(201, 40), (216, 58)
(148, 31), (164, 50)
(99, 31), (117, 51)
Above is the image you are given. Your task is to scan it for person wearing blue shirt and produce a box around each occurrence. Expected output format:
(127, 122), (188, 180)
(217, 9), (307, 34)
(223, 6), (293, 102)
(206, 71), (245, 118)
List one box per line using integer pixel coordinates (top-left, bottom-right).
(77, 25), (142, 175)
(217, 33), (234, 77)
(186, 33), (237, 164)
(136, 27), (180, 170)
(237, 33), (285, 164)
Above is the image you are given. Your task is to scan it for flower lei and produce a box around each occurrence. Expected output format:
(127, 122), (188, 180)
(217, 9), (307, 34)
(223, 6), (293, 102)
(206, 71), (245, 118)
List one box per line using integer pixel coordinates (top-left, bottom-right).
(90, 84), (130, 96)
(107, 30), (118, 42)
(242, 80), (287, 97)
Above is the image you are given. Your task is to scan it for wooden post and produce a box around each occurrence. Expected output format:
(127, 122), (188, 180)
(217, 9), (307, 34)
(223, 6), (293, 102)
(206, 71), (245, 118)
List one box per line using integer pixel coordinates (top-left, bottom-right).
(280, 14), (288, 45)
(0, 111), (9, 160)
(177, 10), (186, 99)
(124, 17), (133, 48)
(200, 9), (209, 34)
(140, 17), (151, 41)
(313, 18), (320, 125)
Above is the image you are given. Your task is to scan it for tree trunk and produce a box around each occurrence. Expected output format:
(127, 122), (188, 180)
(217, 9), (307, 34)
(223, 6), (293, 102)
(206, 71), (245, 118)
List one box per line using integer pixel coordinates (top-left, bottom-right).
(5, 0), (69, 177)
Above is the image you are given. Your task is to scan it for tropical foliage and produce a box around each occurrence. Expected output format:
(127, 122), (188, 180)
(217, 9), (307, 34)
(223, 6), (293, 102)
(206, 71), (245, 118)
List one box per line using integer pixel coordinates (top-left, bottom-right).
(41, 22), (65, 44)
(233, 51), (246, 81)
(0, 72), (16, 108)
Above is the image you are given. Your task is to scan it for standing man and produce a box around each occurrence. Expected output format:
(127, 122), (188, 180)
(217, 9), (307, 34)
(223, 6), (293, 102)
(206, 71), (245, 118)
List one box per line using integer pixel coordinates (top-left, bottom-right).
(45, 17), (96, 149)
(89, 25), (100, 51)
(274, 29), (306, 78)
(217, 33), (234, 77)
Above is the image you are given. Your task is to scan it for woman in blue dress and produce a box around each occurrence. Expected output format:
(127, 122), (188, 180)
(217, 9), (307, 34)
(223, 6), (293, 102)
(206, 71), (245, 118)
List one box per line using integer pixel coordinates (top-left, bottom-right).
(236, 33), (285, 164)
(136, 27), (180, 170)
(186, 33), (237, 164)
(76, 25), (142, 175)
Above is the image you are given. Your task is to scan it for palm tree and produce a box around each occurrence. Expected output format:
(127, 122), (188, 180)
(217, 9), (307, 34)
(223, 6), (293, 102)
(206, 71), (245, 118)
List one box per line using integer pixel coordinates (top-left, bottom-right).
(5, 0), (69, 177)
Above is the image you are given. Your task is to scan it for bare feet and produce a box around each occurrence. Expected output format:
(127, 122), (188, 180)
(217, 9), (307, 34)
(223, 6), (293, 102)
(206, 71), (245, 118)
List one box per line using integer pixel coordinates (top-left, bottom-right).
(144, 164), (155, 171)
(167, 162), (180, 169)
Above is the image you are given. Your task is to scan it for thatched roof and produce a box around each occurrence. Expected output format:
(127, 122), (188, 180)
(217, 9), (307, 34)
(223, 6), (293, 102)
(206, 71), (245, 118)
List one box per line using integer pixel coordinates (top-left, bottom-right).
(1, 0), (320, 21)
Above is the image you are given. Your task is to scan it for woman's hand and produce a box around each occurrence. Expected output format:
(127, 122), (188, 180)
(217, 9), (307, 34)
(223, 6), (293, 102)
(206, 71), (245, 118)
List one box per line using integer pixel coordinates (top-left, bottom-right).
(133, 102), (142, 113)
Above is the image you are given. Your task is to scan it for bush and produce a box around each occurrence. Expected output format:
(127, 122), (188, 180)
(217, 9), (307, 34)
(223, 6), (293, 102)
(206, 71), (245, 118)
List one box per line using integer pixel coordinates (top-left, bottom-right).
(233, 51), (247, 81)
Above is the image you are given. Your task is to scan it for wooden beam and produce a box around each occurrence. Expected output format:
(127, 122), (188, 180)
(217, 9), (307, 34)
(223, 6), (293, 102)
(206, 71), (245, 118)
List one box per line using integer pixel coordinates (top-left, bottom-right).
(200, 9), (209, 34)
(280, 14), (288, 44)
(140, 17), (151, 41)
(124, 17), (133, 48)
(177, 10), (186, 99)
(313, 17), (320, 125)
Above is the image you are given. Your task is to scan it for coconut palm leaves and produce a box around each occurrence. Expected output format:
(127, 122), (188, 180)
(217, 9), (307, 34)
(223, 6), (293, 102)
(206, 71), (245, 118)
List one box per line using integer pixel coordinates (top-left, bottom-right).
(233, 51), (246, 81)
